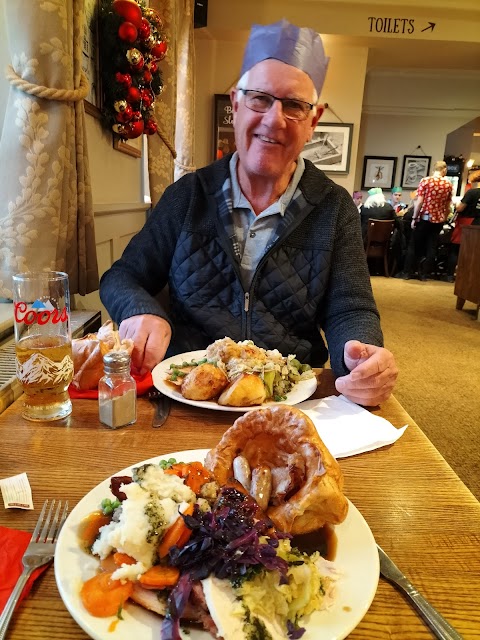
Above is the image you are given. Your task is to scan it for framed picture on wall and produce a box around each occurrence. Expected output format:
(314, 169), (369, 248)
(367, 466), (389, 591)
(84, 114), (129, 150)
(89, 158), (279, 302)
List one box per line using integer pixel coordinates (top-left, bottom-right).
(362, 156), (397, 190)
(401, 155), (431, 189)
(301, 123), (353, 173)
(213, 94), (236, 162)
(83, 0), (101, 118)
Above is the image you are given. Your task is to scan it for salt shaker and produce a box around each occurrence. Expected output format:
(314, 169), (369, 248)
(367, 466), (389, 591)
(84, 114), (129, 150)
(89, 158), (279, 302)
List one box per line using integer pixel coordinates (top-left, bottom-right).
(98, 351), (136, 429)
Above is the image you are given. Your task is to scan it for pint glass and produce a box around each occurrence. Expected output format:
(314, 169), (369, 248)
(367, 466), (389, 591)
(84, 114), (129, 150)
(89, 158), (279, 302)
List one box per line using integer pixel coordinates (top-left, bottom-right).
(13, 271), (74, 421)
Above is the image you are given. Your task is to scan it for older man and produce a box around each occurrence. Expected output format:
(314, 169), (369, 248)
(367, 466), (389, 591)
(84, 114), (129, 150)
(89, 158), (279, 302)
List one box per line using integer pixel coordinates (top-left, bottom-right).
(100, 19), (397, 406)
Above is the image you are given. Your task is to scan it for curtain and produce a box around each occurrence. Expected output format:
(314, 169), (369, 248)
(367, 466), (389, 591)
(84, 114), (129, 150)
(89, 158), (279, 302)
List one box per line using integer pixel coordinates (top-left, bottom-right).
(0, 0), (99, 298)
(148, 0), (195, 206)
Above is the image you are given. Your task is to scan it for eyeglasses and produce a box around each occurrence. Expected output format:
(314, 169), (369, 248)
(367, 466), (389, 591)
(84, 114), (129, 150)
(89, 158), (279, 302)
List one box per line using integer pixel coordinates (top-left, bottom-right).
(239, 89), (314, 121)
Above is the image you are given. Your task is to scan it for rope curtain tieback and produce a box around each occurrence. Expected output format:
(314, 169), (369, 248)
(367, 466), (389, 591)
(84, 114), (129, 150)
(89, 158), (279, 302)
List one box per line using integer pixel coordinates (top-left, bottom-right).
(5, 64), (89, 102)
(7, 63), (178, 161)
(156, 128), (177, 160)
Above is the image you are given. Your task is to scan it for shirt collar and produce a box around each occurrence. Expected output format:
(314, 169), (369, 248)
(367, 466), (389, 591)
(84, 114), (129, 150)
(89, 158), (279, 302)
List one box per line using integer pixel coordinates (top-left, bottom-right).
(229, 152), (305, 216)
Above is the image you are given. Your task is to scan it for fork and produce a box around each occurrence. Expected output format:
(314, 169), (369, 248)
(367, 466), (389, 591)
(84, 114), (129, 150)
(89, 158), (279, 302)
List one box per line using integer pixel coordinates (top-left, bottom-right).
(0, 499), (68, 639)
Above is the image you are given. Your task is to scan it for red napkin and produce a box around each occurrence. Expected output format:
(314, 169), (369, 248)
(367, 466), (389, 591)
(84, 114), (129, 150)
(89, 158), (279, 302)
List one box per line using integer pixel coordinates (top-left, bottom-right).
(68, 371), (153, 399)
(0, 526), (50, 614)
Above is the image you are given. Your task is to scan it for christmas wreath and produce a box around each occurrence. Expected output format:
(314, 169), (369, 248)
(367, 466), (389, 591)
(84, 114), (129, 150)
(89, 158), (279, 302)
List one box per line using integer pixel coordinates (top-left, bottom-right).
(99, 0), (168, 139)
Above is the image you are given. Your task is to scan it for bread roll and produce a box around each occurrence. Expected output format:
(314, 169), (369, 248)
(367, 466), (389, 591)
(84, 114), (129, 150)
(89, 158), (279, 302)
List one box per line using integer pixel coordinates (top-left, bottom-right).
(71, 320), (134, 390)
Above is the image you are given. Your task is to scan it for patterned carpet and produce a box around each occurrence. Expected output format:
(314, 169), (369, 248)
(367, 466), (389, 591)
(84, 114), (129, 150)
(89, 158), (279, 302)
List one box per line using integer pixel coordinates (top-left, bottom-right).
(371, 276), (480, 500)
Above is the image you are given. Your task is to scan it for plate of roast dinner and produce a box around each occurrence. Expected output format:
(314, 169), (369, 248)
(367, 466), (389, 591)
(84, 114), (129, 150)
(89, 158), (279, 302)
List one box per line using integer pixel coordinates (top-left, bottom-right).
(55, 405), (379, 640)
(151, 337), (318, 412)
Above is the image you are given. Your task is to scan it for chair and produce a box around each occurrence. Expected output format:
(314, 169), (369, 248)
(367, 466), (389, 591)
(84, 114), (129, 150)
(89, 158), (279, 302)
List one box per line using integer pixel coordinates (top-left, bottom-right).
(364, 219), (395, 277)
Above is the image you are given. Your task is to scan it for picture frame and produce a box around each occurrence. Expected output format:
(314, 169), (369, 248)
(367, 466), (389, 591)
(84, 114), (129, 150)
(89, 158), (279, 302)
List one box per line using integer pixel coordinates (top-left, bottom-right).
(113, 134), (142, 158)
(83, 0), (101, 118)
(362, 156), (397, 190)
(401, 155), (431, 189)
(213, 94), (236, 162)
(301, 123), (353, 174)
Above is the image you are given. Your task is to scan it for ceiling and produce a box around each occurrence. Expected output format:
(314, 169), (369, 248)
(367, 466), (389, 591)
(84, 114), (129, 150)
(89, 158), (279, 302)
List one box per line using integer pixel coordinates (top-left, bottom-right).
(197, 0), (480, 74)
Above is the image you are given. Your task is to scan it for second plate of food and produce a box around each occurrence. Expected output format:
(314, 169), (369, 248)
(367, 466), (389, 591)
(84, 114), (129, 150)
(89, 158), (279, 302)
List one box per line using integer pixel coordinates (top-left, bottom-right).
(152, 350), (318, 412)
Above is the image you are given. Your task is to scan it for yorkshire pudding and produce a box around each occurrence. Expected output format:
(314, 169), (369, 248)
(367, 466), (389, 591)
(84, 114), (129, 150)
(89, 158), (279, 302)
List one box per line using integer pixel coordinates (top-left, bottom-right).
(204, 405), (348, 534)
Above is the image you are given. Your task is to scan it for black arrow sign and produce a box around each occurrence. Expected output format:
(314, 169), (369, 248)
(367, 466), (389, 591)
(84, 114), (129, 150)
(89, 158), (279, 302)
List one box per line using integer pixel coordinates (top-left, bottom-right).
(421, 22), (436, 32)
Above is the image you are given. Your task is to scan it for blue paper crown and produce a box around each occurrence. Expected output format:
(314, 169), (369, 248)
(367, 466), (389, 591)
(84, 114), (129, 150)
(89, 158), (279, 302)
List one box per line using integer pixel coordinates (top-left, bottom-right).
(240, 19), (329, 95)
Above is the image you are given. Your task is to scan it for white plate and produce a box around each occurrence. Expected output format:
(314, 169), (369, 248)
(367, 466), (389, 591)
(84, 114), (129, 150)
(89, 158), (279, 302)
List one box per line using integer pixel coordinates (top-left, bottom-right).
(151, 350), (318, 412)
(55, 449), (379, 640)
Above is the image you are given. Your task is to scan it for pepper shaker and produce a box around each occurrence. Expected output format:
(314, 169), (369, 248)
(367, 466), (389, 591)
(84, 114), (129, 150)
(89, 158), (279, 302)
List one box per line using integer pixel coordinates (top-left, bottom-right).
(98, 351), (136, 429)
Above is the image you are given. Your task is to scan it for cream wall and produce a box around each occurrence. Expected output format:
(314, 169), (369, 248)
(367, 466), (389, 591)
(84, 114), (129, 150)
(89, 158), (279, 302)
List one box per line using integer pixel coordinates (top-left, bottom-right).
(354, 69), (480, 197)
(194, 34), (369, 195)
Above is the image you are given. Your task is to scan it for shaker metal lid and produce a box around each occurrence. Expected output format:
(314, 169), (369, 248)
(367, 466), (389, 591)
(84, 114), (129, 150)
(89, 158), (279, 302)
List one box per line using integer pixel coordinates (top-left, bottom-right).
(103, 350), (131, 372)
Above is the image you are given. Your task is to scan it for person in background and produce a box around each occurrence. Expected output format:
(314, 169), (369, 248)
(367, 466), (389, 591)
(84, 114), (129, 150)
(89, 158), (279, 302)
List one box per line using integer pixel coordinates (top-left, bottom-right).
(388, 186), (406, 213)
(360, 187), (396, 242)
(352, 191), (363, 213)
(100, 19), (398, 407)
(446, 185), (480, 282)
(403, 161), (453, 281)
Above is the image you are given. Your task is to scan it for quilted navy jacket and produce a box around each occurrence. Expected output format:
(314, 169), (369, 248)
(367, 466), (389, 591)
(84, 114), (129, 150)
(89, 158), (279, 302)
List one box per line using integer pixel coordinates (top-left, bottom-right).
(100, 156), (383, 376)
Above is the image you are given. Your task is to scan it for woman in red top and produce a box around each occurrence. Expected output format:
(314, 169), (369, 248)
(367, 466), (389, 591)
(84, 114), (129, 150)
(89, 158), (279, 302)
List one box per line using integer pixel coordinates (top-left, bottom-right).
(403, 160), (453, 280)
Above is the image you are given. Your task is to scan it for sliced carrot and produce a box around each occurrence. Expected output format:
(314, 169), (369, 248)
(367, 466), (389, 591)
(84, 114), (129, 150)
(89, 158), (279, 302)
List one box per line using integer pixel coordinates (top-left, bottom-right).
(78, 511), (111, 550)
(175, 526), (193, 549)
(185, 462), (211, 494)
(164, 462), (211, 494)
(158, 503), (195, 558)
(80, 571), (133, 617)
(138, 565), (180, 589)
(113, 552), (137, 566)
(163, 463), (190, 477)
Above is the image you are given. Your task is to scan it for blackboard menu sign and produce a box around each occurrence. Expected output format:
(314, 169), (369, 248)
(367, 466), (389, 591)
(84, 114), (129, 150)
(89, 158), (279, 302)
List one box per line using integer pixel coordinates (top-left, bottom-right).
(213, 94), (236, 162)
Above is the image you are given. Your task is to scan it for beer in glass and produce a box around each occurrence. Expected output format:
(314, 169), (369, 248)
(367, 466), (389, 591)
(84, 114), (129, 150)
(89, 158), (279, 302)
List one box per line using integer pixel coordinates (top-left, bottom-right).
(13, 271), (74, 421)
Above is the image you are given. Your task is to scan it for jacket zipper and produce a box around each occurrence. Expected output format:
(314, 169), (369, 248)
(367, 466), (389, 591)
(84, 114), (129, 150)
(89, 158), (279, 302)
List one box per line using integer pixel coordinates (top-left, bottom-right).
(244, 292), (250, 312)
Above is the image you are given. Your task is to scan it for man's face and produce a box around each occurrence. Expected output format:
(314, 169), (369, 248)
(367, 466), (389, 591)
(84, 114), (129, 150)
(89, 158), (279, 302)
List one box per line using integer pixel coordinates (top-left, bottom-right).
(393, 192), (403, 203)
(230, 59), (321, 182)
(353, 195), (362, 206)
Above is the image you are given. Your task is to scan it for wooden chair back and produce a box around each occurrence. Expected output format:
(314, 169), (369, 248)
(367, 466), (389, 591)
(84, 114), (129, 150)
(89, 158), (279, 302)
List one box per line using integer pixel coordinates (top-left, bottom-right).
(364, 219), (395, 276)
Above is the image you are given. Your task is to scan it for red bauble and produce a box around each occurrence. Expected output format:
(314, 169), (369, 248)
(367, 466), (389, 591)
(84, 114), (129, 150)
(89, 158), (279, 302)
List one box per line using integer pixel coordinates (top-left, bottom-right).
(115, 72), (132, 88)
(118, 21), (138, 43)
(125, 120), (144, 139)
(131, 110), (143, 121)
(148, 60), (158, 74)
(115, 104), (133, 123)
(151, 40), (168, 60)
(140, 88), (154, 108)
(144, 119), (158, 135)
(137, 17), (151, 40)
(126, 86), (141, 104)
(143, 70), (152, 83)
(112, 0), (142, 28)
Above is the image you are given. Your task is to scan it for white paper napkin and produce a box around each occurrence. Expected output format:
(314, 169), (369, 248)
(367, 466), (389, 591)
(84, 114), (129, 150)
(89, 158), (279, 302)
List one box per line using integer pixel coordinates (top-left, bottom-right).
(296, 395), (408, 459)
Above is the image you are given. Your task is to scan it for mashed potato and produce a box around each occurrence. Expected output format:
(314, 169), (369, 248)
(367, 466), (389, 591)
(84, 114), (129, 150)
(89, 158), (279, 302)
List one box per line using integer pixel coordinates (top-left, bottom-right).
(91, 464), (195, 581)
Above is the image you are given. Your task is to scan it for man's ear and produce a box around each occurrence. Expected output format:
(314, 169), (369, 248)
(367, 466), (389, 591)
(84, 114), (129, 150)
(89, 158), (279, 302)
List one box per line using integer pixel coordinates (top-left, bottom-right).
(306, 105), (324, 143)
(230, 88), (239, 124)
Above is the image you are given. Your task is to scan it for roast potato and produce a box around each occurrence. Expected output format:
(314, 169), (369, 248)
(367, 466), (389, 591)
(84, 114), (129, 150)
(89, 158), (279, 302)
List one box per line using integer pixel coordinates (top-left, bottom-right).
(205, 405), (348, 534)
(217, 373), (266, 407)
(181, 363), (228, 401)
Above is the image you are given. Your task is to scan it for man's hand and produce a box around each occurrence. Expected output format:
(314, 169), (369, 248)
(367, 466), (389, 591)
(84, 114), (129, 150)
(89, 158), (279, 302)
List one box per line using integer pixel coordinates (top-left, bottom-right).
(334, 340), (398, 406)
(119, 314), (172, 374)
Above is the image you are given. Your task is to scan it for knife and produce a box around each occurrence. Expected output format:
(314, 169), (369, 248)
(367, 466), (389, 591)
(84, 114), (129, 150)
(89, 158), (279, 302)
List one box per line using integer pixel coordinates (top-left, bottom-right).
(377, 544), (463, 640)
(147, 389), (171, 428)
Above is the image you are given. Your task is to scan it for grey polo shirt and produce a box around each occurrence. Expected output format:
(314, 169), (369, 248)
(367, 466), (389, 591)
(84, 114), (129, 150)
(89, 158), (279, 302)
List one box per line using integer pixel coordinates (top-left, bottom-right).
(229, 152), (305, 287)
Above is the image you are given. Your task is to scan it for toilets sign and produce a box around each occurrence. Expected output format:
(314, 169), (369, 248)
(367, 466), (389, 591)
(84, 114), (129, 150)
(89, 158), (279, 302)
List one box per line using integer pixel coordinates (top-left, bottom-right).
(367, 17), (436, 36)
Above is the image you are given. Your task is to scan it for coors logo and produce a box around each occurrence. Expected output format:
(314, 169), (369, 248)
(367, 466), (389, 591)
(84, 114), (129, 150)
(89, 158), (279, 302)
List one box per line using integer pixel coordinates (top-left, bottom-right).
(14, 300), (68, 325)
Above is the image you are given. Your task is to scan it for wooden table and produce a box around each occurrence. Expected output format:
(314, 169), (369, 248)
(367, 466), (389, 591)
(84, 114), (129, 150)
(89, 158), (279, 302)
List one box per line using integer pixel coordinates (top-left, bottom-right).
(1, 370), (479, 639)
